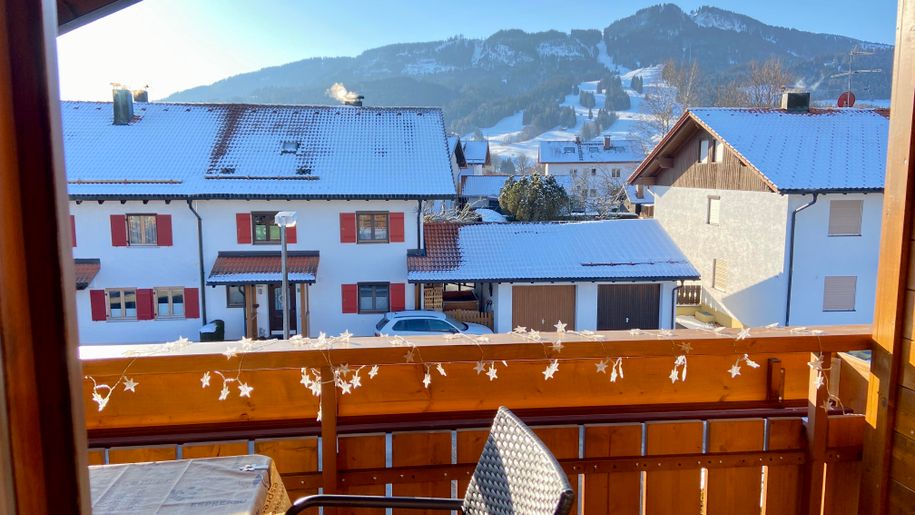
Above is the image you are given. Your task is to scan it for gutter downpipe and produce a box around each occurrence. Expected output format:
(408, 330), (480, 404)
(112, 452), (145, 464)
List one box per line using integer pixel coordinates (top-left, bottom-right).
(186, 199), (207, 324)
(417, 199), (423, 310)
(670, 280), (683, 330)
(785, 193), (818, 327)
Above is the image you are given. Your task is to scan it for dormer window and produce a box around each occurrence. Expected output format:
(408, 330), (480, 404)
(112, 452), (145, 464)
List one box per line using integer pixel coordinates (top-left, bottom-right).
(699, 136), (724, 164)
(281, 141), (299, 154)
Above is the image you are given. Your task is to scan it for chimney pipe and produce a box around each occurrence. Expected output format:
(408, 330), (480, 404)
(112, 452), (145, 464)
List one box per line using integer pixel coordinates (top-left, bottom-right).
(575, 136), (581, 144)
(603, 135), (612, 150)
(780, 91), (810, 113)
(132, 87), (148, 103)
(112, 88), (134, 125)
(345, 95), (364, 107)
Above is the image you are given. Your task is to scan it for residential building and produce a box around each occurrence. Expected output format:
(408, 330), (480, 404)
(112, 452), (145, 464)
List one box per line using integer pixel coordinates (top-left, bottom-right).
(461, 140), (492, 175)
(66, 93), (456, 343)
(628, 94), (888, 327)
(623, 184), (654, 218)
(408, 220), (698, 332)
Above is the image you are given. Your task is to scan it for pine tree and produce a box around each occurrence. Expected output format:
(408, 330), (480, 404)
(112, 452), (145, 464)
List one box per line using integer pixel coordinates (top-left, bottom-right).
(498, 174), (569, 221)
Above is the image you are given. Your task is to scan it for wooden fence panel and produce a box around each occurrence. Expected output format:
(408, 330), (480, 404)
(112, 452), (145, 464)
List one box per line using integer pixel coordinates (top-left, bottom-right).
(107, 445), (177, 464)
(533, 426), (581, 513)
(823, 415), (865, 515)
(87, 449), (105, 465)
(392, 431), (452, 515)
(764, 417), (806, 515)
(456, 428), (488, 497)
(645, 421), (704, 515)
(706, 418), (765, 515)
(181, 440), (248, 459)
(583, 423), (642, 515)
(445, 309), (493, 329)
(337, 434), (386, 515)
(255, 437), (319, 501)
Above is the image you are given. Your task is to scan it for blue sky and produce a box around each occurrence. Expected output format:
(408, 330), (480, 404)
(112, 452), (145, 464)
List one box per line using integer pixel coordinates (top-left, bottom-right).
(56, 0), (898, 101)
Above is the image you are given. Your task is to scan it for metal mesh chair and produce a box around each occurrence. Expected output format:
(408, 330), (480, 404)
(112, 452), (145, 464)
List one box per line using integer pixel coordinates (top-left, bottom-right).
(286, 406), (575, 514)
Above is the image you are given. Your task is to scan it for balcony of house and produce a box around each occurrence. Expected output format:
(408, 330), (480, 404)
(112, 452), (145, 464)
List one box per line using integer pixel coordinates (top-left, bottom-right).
(80, 324), (875, 514)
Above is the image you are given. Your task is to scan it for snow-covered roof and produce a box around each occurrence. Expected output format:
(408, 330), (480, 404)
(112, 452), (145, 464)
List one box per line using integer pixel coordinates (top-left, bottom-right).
(461, 174), (572, 199)
(408, 220), (698, 283)
(61, 101), (457, 199)
(539, 139), (644, 164)
(624, 185), (653, 205)
(473, 208), (508, 223)
(632, 108), (889, 193)
(461, 140), (490, 165)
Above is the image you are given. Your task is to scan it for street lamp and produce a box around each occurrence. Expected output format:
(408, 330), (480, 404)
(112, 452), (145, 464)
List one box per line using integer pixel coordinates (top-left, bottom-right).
(274, 211), (297, 340)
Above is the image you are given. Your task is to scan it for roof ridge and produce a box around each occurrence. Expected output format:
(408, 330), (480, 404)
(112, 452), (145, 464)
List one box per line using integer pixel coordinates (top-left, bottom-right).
(60, 100), (445, 112)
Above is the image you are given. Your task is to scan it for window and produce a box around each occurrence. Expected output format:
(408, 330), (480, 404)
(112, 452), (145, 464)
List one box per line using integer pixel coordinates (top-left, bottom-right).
(699, 137), (723, 164)
(155, 287), (185, 318)
(127, 214), (157, 245)
(358, 283), (389, 313)
(570, 169), (578, 177)
(357, 212), (389, 243)
(253, 212), (281, 243)
(426, 319), (458, 333)
(611, 168), (621, 178)
(823, 276), (857, 311)
(707, 196), (721, 225)
(226, 285), (245, 308)
(392, 319), (426, 331)
(712, 259), (728, 292)
(828, 199), (863, 236)
(591, 168), (597, 176)
(107, 288), (137, 320)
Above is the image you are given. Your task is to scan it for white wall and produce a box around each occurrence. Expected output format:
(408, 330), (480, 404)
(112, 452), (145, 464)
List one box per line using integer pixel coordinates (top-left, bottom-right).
(71, 200), (202, 344)
(652, 185), (791, 327)
(788, 193), (883, 326)
(544, 162), (637, 178)
(73, 198), (423, 344)
(492, 283), (513, 333)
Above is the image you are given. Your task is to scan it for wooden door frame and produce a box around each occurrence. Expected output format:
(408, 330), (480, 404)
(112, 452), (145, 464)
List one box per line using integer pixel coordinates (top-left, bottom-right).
(267, 283), (297, 334)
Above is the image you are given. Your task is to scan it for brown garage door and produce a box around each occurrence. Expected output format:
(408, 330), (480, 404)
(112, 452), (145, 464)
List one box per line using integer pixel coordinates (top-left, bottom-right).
(597, 284), (660, 330)
(512, 285), (576, 332)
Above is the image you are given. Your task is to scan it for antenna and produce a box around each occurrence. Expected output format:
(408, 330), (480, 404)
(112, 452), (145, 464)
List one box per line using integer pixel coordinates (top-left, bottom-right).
(830, 45), (882, 106)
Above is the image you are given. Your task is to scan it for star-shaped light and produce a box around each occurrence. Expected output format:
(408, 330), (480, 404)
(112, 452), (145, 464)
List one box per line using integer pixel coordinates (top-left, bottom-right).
(542, 360), (559, 380)
(337, 363), (351, 375)
(736, 328), (751, 340)
(238, 382), (254, 398)
(316, 406), (322, 422)
(765, 322), (780, 328)
(678, 342), (693, 354)
(596, 359), (609, 374)
(474, 361), (486, 375)
(350, 373), (362, 389)
(122, 377), (139, 392)
(814, 371), (825, 390)
(745, 356), (760, 368)
(808, 354), (824, 370)
(486, 364), (498, 381)
(658, 329), (673, 338)
(92, 392), (109, 412)
(223, 346), (239, 359)
(404, 349), (415, 363)
(669, 368), (680, 384)
(610, 363), (620, 383)
(513, 326), (527, 334)
(628, 328), (641, 336)
(528, 330), (541, 341)
(218, 385), (230, 401)
(309, 381), (321, 397)
(728, 364), (742, 378)
(368, 365), (379, 379)
(339, 330), (353, 341)
(201, 371), (211, 388)
(551, 341), (564, 353)
(554, 321), (567, 333)
(340, 381), (353, 395)
(300, 369), (312, 387)
(435, 363), (447, 376)
(423, 372), (432, 389)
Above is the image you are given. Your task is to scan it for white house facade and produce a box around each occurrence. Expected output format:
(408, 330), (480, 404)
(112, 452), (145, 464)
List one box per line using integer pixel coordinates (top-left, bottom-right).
(629, 97), (888, 328)
(64, 95), (455, 344)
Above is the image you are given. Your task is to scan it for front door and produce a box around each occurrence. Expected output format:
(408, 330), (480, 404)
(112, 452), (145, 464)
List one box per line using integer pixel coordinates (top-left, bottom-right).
(268, 284), (297, 335)
(597, 284), (660, 330)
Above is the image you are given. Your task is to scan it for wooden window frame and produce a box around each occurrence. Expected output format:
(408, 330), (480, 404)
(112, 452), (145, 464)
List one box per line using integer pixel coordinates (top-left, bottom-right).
(154, 287), (185, 319)
(226, 285), (245, 308)
(106, 288), (137, 321)
(356, 211), (390, 244)
(707, 196), (721, 225)
(357, 282), (391, 314)
(252, 211), (281, 245)
(126, 213), (158, 246)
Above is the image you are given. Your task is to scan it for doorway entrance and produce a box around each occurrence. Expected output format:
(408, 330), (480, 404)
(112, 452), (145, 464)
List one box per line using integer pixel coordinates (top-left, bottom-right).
(268, 284), (297, 334)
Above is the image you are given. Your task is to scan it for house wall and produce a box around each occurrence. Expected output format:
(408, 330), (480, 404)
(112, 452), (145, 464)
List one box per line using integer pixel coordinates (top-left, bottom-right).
(490, 281), (675, 333)
(544, 162), (638, 179)
(651, 185), (791, 327)
(73, 199), (422, 344)
(654, 129), (773, 192)
(788, 193), (883, 326)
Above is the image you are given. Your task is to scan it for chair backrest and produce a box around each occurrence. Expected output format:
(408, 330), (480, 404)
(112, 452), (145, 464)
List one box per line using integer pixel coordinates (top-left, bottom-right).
(462, 407), (574, 515)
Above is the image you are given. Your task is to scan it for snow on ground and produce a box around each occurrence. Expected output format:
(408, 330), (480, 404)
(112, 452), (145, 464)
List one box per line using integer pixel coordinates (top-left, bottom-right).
(481, 64), (666, 161)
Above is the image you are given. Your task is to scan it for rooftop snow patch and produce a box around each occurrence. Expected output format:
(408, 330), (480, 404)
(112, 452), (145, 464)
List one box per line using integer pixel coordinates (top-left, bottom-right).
(408, 219), (698, 283)
(539, 139), (644, 164)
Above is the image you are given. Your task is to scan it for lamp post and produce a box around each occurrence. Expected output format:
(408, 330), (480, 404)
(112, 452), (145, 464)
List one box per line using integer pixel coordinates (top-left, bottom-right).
(274, 211), (297, 340)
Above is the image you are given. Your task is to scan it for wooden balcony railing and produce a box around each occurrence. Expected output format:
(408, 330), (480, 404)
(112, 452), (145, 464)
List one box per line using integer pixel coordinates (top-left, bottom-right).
(80, 325), (872, 514)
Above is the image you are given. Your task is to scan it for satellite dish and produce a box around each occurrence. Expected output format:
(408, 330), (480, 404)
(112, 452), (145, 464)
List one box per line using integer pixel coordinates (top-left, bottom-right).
(838, 91), (856, 108)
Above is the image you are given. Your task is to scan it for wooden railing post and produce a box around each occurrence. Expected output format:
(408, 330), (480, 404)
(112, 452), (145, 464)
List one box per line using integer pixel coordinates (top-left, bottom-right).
(320, 366), (338, 495)
(806, 351), (832, 513)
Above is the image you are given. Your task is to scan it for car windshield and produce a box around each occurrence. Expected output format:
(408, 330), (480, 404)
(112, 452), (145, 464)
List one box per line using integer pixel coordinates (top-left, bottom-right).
(375, 316), (389, 331)
(443, 313), (469, 331)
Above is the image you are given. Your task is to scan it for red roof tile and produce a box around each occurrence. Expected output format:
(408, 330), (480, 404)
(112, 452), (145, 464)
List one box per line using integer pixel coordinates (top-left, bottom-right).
(74, 258), (100, 290)
(208, 251), (319, 284)
(408, 223), (462, 272)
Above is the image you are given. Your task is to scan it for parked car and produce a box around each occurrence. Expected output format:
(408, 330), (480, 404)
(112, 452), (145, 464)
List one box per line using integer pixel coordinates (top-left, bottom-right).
(375, 311), (493, 337)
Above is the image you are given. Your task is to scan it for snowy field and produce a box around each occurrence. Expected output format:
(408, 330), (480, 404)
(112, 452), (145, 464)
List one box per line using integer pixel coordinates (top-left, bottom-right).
(472, 63), (665, 161)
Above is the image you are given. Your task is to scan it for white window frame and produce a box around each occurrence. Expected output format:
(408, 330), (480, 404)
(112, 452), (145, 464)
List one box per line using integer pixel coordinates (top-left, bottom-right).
(707, 196), (721, 225)
(106, 288), (137, 320)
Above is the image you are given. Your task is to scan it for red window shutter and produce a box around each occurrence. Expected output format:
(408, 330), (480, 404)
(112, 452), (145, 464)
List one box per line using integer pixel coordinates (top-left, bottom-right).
(184, 288), (200, 319)
(340, 213), (356, 243)
(136, 289), (154, 320)
(390, 212), (405, 243)
(236, 213), (252, 244)
(156, 214), (173, 246)
(390, 283), (406, 312)
(341, 284), (357, 313)
(110, 214), (127, 246)
(70, 215), (76, 247)
(286, 225), (297, 244)
(89, 290), (107, 321)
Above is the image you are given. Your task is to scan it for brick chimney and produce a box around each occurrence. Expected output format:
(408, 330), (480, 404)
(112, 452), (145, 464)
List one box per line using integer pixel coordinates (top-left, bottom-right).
(780, 91), (810, 113)
(132, 87), (148, 103)
(603, 135), (612, 150)
(344, 95), (364, 107)
(112, 87), (134, 125)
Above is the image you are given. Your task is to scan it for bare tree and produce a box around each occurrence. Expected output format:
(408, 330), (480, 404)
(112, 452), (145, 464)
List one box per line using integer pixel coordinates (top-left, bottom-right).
(662, 59), (702, 109)
(715, 58), (794, 107)
(515, 154), (534, 175)
(639, 84), (680, 145)
(569, 166), (628, 218)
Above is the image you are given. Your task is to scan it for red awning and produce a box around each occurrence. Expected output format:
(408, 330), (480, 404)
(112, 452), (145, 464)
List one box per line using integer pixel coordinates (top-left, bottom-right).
(74, 258), (101, 290)
(207, 251), (319, 285)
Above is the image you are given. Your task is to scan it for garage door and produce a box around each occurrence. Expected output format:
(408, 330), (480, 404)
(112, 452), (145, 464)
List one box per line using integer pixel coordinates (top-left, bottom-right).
(512, 285), (576, 332)
(597, 284), (660, 330)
